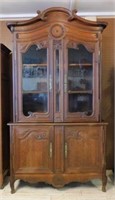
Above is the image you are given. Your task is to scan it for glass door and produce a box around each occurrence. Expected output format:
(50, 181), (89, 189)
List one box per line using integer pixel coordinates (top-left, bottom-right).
(64, 42), (99, 122)
(17, 42), (53, 122)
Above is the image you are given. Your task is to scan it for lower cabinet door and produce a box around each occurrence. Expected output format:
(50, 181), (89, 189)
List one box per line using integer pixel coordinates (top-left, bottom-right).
(12, 125), (54, 174)
(64, 126), (104, 173)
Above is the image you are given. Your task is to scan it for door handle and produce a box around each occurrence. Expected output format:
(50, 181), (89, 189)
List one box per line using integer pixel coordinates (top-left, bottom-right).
(49, 142), (52, 158)
(65, 142), (68, 158)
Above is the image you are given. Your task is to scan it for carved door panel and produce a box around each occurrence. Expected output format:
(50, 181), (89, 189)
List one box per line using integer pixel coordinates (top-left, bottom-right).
(64, 126), (104, 173)
(12, 125), (54, 174)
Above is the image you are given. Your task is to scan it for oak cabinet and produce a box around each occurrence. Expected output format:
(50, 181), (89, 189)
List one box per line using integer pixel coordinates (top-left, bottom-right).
(7, 7), (107, 193)
(0, 44), (11, 188)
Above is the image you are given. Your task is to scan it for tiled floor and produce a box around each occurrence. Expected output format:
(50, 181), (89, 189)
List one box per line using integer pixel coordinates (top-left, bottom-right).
(0, 171), (114, 200)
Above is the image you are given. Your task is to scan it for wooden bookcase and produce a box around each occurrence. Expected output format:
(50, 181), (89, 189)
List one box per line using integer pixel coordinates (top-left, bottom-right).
(7, 7), (108, 193)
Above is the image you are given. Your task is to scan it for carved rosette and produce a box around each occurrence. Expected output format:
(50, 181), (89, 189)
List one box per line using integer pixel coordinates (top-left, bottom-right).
(49, 24), (65, 40)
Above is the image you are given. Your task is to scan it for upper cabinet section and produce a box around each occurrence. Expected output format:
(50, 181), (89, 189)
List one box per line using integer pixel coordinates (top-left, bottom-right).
(7, 7), (107, 123)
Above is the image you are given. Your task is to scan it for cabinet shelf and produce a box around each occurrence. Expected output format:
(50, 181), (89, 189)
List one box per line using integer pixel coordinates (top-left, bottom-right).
(68, 90), (92, 94)
(69, 63), (92, 67)
(23, 63), (47, 67)
(23, 90), (47, 94)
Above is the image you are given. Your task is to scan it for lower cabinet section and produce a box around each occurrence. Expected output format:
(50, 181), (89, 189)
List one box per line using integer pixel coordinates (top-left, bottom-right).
(9, 123), (107, 193)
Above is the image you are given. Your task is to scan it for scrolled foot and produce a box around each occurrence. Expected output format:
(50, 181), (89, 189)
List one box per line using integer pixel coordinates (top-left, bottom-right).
(102, 185), (106, 192)
(10, 180), (15, 194)
(102, 175), (107, 192)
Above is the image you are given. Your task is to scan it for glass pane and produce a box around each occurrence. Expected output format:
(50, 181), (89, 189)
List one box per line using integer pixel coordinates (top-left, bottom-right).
(68, 65), (92, 91)
(68, 94), (92, 115)
(68, 44), (93, 115)
(22, 45), (48, 116)
(23, 93), (47, 116)
(56, 49), (60, 112)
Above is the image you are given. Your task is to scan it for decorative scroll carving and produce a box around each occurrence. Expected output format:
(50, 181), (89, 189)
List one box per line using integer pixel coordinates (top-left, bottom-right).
(36, 10), (48, 21)
(26, 112), (41, 119)
(34, 132), (48, 140)
(53, 40), (62, 49)
(20, 40), (48, 53)
(16, 129), (48, 140)
(36, 41), (48, 49)
(15, 129), (32, 139)
(68, 9), (78, 21)
(67, 41), (95, 53)
(66, 130), (83, 140)
(25, 112), (47, 119)
(66, 128), (99, 141)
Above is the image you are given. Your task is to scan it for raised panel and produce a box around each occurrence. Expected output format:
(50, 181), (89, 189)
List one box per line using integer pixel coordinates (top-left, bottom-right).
(65, 126), (103, 173)
(12, 126), (53, 173)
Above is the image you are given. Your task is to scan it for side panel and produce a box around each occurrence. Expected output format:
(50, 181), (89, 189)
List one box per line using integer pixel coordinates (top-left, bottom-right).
(0, 44), (11, 188)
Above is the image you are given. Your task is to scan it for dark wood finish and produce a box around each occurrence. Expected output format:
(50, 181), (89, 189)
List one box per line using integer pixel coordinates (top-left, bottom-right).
(7, 7), (107, 193)
(0, 44), (11, 189)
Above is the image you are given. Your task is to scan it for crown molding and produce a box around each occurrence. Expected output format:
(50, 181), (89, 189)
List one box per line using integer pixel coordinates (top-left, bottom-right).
(0, 11), (115, 20)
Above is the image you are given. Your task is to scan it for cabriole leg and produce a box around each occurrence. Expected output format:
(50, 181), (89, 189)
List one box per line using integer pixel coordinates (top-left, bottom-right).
(10, 178), (15, 194)
(102, 175), (107, 192)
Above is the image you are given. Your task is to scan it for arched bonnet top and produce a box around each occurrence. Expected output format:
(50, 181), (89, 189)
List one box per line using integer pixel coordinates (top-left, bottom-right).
(7, 7), (107, 32)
